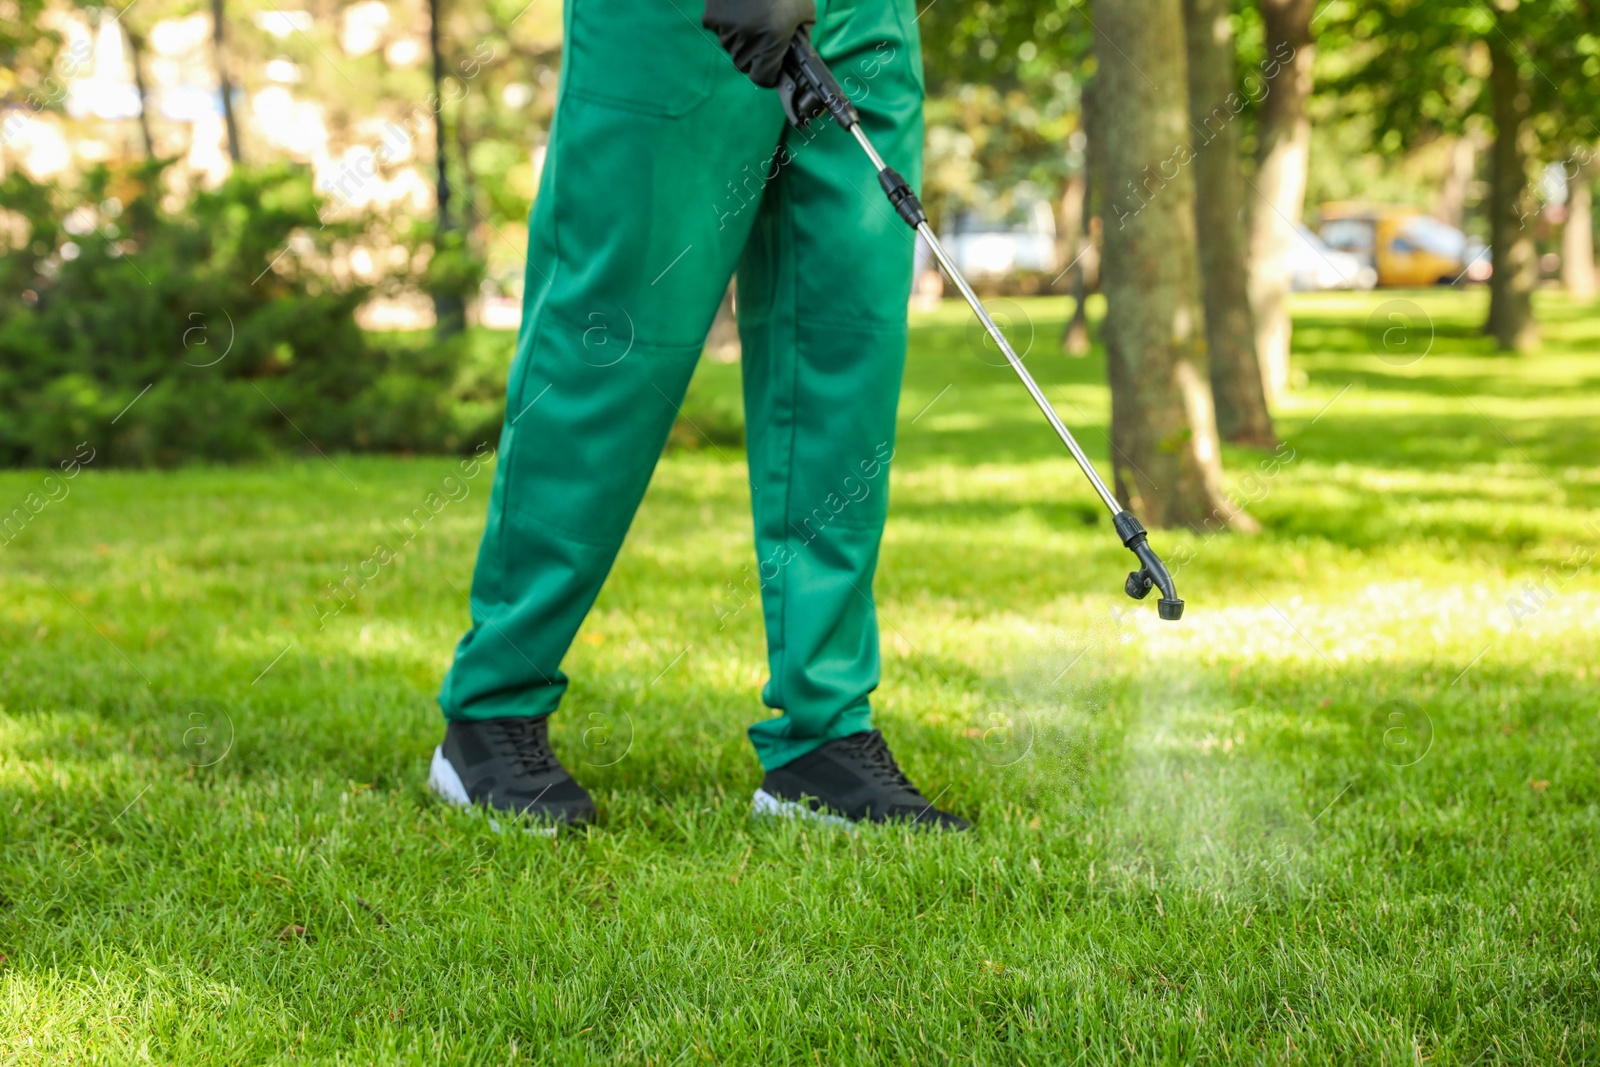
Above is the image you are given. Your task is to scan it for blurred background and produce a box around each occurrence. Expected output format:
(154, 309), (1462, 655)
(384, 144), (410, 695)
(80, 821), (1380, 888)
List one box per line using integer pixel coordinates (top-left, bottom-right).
(1, 0), (1594, 471)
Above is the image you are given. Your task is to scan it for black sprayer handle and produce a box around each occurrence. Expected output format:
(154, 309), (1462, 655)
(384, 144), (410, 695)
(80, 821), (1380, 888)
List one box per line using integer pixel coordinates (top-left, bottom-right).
(779, 31), (858, 130)
(779, 35), (927, 231)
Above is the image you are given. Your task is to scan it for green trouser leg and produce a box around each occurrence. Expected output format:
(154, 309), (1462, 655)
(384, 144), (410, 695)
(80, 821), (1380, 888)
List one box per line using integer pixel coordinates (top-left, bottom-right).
(437, 0), (924, 772)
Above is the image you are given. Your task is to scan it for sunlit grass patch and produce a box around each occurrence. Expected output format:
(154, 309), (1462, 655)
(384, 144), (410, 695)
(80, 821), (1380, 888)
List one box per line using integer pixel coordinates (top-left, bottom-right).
(1, 291), (1597, 1063)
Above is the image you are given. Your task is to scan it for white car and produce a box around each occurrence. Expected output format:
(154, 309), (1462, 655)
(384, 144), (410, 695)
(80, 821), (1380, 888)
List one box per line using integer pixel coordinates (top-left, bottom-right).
(1288, 224), (1379, 290)
(938, 199), (1058, 280)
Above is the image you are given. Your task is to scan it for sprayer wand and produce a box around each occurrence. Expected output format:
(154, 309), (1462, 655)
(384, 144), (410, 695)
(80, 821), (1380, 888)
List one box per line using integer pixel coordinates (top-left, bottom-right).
(779, 31), (1183, 620)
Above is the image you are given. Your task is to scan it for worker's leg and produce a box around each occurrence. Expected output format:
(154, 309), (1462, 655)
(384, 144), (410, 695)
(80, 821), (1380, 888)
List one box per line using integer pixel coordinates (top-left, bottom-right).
(439, 0), (785, 722)
(738, 0), (924, 769)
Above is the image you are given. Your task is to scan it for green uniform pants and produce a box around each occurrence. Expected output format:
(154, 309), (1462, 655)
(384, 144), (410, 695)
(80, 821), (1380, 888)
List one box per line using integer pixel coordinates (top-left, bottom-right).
(438, 0), (924, 771)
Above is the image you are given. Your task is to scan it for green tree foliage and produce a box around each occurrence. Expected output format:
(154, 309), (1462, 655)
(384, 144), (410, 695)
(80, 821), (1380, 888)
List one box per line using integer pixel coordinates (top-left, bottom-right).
(916, 0), (1093, 226)
(1323, 0), (1597, 151)
(1, 0), (76, 139)
(1321, 0), (1600, 349)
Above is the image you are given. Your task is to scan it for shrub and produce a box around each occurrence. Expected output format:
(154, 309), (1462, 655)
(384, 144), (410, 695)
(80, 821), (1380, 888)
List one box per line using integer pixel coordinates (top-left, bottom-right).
(0, 161), (488, 467)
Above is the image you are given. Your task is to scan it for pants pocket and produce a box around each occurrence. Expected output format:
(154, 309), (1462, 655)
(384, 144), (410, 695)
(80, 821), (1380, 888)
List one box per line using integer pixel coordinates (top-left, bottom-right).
(564, 0), (719, 117)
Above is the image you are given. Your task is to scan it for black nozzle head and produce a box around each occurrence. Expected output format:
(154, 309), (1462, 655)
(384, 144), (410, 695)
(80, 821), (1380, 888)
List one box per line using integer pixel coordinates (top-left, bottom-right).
(1125, 571), (1152, 600)
(1116, 510), (1183, 621)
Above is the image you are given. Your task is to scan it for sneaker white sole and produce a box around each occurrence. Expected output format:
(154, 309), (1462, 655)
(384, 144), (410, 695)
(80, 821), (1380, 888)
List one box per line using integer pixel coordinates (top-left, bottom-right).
(429, 745), (557, 837)
(750, 787), (855, 830)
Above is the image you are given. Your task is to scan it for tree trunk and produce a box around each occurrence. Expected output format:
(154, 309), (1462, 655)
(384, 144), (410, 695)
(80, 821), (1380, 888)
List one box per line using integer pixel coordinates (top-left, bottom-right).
(1061, 174), (1094, 356)
(1486, 34), (1539, 352)
(1184, 0), (1275, 447)
(1058, 173), (1085, 280)
(125, 27), (155, 159)
(1563, 153), (1595, 302)
(1434, 134), (1479, 229)
(1094, 0), (1249, 531)
(211, 0), (242, 164)
(1063, 82), (1097, 356)
(454, 88), (479, 247)
(706, 283), (741, 362)
(429, 0), (466, 337)
(1062, 195), (1093, 354)
(1247, 0), (1315, 405)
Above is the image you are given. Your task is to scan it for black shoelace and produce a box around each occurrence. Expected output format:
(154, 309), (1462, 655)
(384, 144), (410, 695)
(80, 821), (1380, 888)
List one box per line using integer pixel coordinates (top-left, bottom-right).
(487, 716), (562, 778)
(840, 730), (919, 793)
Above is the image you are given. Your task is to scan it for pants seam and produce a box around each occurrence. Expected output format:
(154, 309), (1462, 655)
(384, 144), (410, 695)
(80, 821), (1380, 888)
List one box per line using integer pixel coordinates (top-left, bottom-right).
(773, 170), (800, 713)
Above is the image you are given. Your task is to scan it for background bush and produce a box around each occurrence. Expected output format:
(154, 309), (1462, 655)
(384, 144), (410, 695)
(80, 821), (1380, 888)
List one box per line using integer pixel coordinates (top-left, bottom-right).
(0, 161), (494, 467)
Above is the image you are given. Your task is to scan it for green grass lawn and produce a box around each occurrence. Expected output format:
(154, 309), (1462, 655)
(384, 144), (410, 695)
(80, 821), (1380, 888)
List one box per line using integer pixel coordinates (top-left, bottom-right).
(3, 290), (1598, 1064)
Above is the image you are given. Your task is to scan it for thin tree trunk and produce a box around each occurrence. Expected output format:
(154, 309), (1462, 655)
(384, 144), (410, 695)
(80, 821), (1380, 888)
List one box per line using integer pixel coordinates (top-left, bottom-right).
(431, 0), (452, 234)
(211, 0), (241, 163)
(1247, 0), (1315, 405)
(1434, 134), (1478, 229)
(1064, 83), (1096, 356)
(1563, 153), (1595, 302)
(1185, 0), (1274, 447)
(126, 27), (155, 159)
(706, 283), (740, 362)
(1061, 173), (1093, 355)
(1094, 0), (1250, 531)
(1058, 175), (1084, 270)
(454, 90), (476, 226)
(1486, 34), (1538, 352)
(454, 89), (482, 327)
(429, 0), (466, 337)
(1063, 195), (1093, 354)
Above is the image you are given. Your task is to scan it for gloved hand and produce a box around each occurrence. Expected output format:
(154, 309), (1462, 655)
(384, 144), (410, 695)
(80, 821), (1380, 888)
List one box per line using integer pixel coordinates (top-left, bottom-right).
(702, 0), (816, 89)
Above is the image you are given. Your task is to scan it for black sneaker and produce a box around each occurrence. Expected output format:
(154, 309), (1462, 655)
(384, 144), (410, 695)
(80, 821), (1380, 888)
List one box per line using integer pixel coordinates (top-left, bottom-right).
(753, 729), (970, 830)
(429, 716), (595, 829)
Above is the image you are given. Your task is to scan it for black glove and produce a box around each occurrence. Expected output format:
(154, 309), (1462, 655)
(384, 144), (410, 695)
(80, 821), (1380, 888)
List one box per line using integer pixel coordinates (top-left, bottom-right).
(702, 0), (816, 89)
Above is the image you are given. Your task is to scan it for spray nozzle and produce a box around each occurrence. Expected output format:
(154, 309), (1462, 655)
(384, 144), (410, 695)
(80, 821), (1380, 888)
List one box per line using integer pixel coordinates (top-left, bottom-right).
(1113, 511), (1184, 621)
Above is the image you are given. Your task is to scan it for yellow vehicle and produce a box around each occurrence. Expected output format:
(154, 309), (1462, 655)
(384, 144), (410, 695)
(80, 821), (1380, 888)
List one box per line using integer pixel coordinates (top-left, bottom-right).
(1316, 203), (1490, 287)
